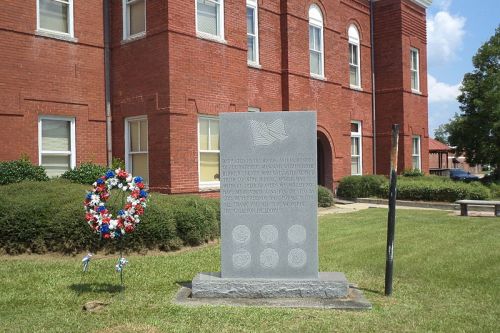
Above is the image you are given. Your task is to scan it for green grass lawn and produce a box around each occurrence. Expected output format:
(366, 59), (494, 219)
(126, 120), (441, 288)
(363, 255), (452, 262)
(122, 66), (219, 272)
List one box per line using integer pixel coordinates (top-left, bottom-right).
(0, 209), (499, 333)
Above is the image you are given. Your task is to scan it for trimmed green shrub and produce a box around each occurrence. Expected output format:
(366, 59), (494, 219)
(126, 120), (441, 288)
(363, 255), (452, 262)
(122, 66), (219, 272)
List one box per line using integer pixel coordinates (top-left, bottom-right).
(379, 178), (490, 202)
(336, 175), (387, 199)
(402, 168), (425, 177)
(0, 180), (219, 254)
(0, 159), (49, 185)
(318, 186), (334, 207)
(487, 183), (500, 199)
(111, 157), (125, 170)
(61, 162), (108, 184)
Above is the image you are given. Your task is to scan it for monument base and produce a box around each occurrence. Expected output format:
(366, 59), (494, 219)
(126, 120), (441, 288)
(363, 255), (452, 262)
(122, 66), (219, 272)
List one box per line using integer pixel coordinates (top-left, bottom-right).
(192, 272), (349, 299)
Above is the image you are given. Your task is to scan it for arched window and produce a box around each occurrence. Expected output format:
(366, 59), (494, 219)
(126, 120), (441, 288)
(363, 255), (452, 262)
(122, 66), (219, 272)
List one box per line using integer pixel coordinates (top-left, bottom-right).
(309, 5), (324, 78)
(348, 25), (361, 88)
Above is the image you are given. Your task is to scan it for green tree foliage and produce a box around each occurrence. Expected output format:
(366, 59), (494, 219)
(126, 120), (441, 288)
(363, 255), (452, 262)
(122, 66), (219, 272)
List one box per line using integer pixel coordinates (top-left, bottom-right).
(433, 124), (449, 144)
(447, 26), (500, 177)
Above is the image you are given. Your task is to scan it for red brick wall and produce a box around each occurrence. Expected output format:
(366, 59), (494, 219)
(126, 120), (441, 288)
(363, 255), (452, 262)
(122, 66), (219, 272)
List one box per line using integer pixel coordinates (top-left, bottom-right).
(110, 0), (170, 190)
(1, 0), (430, 194)
(374, 0), (429, 174)
(0, 1), (106, 166)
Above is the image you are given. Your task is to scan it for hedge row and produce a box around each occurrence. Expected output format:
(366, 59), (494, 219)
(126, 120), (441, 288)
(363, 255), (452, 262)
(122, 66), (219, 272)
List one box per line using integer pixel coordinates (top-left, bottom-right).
(0, 180), (220, 255)
(337, 175), (491, 202)
(0, 159), (49, 185)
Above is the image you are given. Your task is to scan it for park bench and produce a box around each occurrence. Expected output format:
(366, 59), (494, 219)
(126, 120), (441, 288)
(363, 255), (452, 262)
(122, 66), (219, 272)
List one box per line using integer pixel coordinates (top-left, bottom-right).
(455, 200), (500, 217)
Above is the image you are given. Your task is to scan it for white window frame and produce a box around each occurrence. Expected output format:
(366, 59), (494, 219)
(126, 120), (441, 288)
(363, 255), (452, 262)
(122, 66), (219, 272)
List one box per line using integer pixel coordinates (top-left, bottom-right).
(124, 116), (149, 183)
(38, 115), (76, 174)
(195, 0), (225, 43)
(309, 4), (324, 79)
(412, 135), (421, 170)
(348, 25), (361, 89)
(246, 0), (260, 67)
(198, 116), (220, 189)
(410, 48), (420, 93)
(36, 0), (74, 38)
(248, 106), (261, 112)
(122, 0), (146, 40)
(350, 121), (363, 175)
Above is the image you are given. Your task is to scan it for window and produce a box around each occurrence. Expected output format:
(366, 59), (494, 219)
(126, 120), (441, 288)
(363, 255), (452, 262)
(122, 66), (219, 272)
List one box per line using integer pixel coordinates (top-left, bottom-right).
(125, 117), (149, 184)
(351, 121), (362, 175)
(198, 117), (220, 187)
(247, 0), (259, 65)
(248, 107), (261, 112)
(37, 0), (74, 36)
(410, 48), (420, 92)
(412, 136), (421, 170)
(196, 0), (224, 40)
(348, 25), (361, 88)
(123, 0), (146, 39)
(309, 5), (324, 78)
(38, 116), (75, 177)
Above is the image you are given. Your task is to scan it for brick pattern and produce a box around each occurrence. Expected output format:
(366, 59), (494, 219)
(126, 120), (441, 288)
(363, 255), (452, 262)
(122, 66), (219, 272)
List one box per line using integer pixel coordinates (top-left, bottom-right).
(1, 0), (430, 194)
(0, 0), (106, 166)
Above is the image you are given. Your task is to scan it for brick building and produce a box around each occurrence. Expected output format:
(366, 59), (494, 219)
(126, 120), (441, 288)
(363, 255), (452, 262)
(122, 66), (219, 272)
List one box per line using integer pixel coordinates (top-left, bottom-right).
(0, 0), (431, 194)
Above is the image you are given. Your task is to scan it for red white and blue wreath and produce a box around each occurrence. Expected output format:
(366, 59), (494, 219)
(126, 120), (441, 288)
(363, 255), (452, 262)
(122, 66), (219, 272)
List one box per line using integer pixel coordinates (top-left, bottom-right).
(84, 168), (149, 240)
(82, 169), (149, 278)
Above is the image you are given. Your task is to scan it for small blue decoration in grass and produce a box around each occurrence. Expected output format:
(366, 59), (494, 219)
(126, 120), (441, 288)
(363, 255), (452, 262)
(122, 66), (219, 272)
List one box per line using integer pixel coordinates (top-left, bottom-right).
(96, 178), (105, 185)
(139, 190), (148, 198)
(105, 170), (115, 178)
(82, 253), (93, 272)
(134, 176), (143, 183)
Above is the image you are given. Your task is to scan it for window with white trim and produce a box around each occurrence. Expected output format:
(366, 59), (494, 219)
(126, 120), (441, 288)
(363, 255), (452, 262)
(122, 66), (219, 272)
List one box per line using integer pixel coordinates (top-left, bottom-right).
(410, 48), (420, 92)
(247, 0), (259, 65)
(248, 107), (261, 112)
(198, 117), (220, 187)
(38, 116), (75, 177)
(37, 0), (74, 36)
(412, 136), (421, 170)
(123, 0), (146, 40)
(196, 0), (224, 40)
(351, 121), (362, 175)
(125, 117), (149, 184)
(309, 5), (324, 78)
(348, 25), (361, 88)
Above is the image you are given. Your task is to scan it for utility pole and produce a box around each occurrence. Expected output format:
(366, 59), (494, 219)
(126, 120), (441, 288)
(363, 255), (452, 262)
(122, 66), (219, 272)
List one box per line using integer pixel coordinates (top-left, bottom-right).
(385, 124), (399, 296)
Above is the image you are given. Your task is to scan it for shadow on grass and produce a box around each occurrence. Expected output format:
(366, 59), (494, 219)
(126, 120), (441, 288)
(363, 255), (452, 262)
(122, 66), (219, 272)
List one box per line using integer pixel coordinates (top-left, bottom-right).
(69, 283), (124, 295)
(356, 286), (384, 296)
(175, 281), (192, 289)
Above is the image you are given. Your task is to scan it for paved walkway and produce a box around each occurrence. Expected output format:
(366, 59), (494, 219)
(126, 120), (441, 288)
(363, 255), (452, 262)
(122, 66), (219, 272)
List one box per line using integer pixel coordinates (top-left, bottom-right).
(318, 202), (499, 217)
(318, 202), (440, 216)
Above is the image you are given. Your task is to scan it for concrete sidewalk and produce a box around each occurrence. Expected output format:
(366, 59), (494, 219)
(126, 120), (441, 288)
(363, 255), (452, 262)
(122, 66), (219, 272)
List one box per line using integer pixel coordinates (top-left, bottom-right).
(317, 202), (441, 216)
(318, 201), (500, 217)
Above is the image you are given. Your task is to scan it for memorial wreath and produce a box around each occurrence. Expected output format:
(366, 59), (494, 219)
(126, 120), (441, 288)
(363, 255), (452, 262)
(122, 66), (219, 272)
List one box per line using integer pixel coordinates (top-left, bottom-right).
(84, 169), (149, 239)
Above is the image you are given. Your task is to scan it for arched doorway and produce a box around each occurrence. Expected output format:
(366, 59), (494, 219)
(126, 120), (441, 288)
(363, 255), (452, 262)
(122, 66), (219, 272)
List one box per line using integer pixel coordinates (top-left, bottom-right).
(317, 131), (333, 190)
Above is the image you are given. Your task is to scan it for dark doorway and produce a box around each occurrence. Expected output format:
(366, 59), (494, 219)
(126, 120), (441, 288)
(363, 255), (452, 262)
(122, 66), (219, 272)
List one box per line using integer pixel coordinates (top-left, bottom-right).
(317, 131), (333, 190)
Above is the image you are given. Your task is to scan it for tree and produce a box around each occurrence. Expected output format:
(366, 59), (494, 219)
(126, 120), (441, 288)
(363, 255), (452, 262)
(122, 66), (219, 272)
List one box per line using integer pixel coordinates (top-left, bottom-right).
(447, 26), (500, 177)
(433, 124), (449, 144)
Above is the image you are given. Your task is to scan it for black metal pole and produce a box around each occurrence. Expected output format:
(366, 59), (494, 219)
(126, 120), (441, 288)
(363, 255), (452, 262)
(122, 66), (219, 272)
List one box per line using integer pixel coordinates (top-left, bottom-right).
(385, 124), (399, 296)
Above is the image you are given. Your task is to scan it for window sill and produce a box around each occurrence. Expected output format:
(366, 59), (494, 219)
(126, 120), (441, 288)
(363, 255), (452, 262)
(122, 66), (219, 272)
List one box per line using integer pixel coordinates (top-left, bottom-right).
(248, 61), (262, 69)
(310, 73), (326, 81)
(411, 89), (422, 95)
(122, 32), (146, 44)
(199, 184), (220, 192)
(196, 32), (227, 45)
(35, 29), (77, 43)
(350, 85), (363, 91)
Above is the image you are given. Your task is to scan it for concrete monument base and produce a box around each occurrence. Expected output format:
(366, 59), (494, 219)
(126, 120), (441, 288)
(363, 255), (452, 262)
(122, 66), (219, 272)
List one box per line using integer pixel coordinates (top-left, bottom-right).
(192, 272), (349, 299)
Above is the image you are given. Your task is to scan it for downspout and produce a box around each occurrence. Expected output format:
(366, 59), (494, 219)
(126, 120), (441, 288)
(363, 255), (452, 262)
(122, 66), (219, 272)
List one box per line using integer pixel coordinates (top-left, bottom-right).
(370, 0), (377, 174)
(104, 0), (113, 167)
